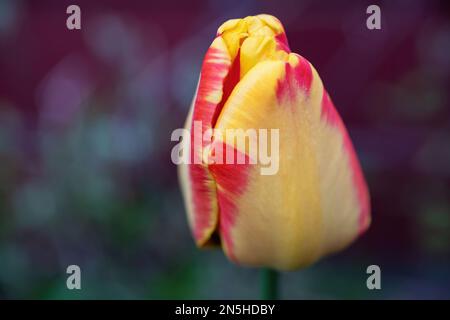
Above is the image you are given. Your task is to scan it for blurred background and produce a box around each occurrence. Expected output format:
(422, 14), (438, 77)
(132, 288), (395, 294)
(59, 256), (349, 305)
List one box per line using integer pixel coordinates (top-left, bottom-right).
(0, 0), (449, 299)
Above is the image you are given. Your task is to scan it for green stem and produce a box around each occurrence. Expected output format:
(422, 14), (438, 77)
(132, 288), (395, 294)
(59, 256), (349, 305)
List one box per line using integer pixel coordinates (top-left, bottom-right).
(261, 268), (279, 300)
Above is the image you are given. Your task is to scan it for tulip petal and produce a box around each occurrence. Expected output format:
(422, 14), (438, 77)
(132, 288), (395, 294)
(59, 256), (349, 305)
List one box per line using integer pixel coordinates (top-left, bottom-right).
(208, 53), (371, 270)
(179, 36), (237, 246)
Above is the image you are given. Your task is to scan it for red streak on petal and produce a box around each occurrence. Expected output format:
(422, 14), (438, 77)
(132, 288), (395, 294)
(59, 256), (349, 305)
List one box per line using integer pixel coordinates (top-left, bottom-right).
(189, 165), (215, 241)
(212, 49), (241, 127)
(275, 33), (291, 52)
(209, 143), (251, 261)
(321, 90), (370, 234)
(276, 55), (313, 103)
(188, 46), (230, 241)
(321, 89), (340, 126)
(188, 43), (242, 243)
(192, 46), (229, 132)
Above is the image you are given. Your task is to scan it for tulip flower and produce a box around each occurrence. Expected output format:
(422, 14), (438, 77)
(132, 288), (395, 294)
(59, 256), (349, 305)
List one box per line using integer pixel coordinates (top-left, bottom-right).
(178, 14), (370, 272)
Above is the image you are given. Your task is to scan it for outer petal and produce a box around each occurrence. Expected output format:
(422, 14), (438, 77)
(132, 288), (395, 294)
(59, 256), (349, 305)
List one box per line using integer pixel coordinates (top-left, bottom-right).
(178, 36), (236, 246)
(208, 53), (371, 270)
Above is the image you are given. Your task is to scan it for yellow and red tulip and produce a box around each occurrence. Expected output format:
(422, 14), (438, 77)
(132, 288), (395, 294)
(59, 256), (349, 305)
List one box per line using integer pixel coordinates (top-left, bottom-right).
(178, 14), (370, 271)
